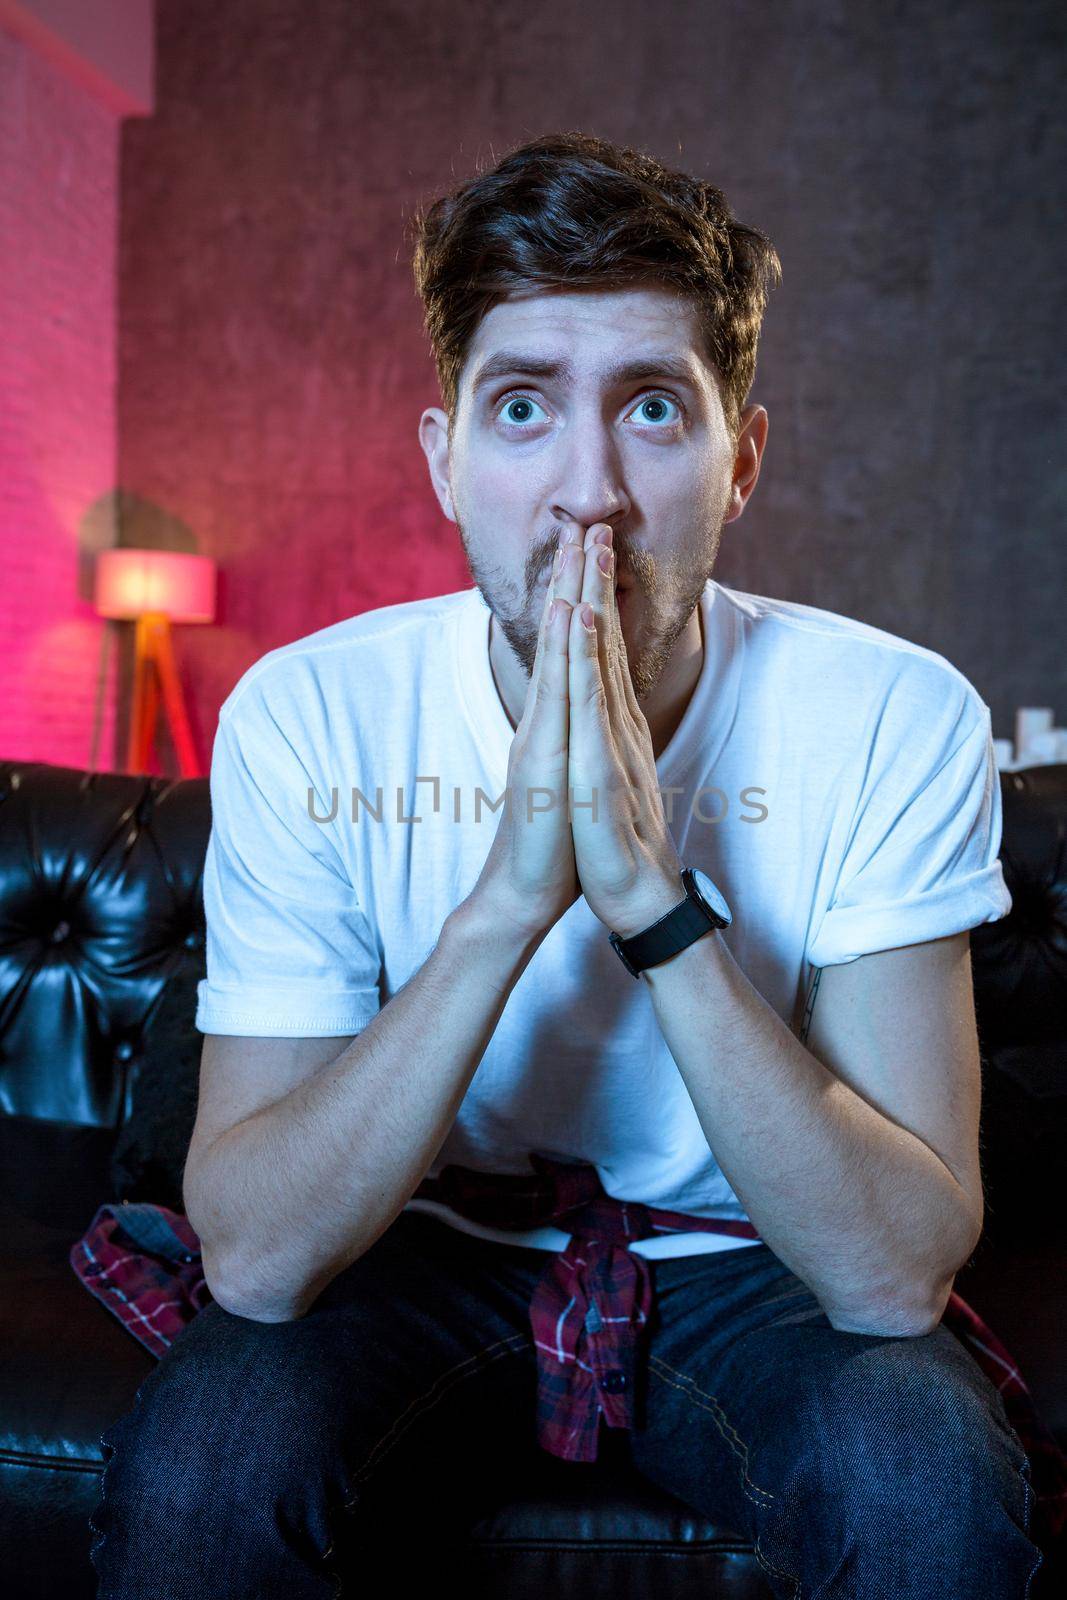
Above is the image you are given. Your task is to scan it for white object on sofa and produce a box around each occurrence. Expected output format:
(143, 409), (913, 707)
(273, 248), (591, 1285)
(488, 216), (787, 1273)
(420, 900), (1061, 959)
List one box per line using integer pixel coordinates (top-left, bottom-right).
(994, 707), (1066, 770)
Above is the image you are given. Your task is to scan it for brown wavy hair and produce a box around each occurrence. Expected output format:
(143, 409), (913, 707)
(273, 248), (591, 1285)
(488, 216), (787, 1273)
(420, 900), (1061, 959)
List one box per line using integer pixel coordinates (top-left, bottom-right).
(409, 130), (782, 449)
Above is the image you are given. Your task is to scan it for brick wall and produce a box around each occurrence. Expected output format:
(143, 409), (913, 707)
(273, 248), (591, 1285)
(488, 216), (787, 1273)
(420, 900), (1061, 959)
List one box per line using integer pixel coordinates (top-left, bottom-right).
(0, 19), (119, 770)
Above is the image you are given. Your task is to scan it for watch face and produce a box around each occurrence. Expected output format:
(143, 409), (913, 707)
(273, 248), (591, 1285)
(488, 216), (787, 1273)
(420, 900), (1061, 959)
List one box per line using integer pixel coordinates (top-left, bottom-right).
(691, 869), (732, 927)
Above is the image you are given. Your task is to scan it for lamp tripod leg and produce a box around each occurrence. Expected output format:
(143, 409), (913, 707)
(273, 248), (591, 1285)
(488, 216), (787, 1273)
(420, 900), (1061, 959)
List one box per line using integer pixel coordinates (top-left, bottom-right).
(152, 616), (201, 778)
(125, 615), (154, 774)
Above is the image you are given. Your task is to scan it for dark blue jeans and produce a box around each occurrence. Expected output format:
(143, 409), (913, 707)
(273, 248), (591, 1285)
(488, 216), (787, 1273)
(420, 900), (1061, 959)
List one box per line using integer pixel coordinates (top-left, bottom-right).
(88, 1209), (1044, 1598)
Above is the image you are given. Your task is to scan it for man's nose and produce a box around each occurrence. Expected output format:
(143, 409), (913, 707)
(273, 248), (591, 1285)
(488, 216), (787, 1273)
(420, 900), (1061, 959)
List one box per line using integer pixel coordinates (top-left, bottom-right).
(550, 415), (629, 535)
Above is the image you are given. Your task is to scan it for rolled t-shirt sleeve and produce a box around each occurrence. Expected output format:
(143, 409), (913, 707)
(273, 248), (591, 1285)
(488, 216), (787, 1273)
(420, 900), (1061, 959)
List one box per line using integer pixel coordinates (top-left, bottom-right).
(807, 685), (1012, 968)
(195, 675), (382, 1036)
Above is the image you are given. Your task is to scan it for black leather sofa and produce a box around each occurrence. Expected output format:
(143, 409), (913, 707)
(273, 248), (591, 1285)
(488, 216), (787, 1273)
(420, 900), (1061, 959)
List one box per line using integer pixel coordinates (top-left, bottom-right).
(1, 756), (1065, 1598)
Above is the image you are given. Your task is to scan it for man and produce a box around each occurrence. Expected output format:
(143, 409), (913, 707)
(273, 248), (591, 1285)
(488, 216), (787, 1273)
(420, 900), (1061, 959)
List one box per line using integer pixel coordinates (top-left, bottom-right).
(89, 132), (1044, 1598)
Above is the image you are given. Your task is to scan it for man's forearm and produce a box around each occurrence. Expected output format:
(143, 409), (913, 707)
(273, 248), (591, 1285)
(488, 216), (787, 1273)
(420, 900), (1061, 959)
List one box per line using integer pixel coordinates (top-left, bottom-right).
(641, 928), (978, 1335)
(186, 895), (544, 1322)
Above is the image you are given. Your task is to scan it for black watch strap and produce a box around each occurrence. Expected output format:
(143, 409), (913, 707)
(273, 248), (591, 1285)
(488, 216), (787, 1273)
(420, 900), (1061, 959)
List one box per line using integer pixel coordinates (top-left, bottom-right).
(609, 868), (730, 979)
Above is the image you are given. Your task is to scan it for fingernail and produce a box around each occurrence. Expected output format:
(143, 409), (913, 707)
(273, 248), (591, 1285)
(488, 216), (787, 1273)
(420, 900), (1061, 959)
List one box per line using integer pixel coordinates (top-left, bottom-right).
(598, 548), (613, 576)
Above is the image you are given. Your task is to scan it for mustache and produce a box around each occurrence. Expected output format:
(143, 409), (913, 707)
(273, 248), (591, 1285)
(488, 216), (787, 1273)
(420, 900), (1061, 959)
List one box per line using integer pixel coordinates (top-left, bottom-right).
(531, 532), (640, 589)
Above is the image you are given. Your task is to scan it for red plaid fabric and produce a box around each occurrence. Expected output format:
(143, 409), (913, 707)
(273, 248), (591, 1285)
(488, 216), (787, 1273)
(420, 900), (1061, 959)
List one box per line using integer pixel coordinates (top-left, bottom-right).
(70, 1153), (1066, 1557)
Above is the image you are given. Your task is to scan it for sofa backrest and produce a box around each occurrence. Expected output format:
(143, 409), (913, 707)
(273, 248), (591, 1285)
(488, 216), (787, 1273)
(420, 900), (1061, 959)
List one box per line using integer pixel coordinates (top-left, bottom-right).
(0, 762), (209, 1126)
(0, 758), (1064, 1236)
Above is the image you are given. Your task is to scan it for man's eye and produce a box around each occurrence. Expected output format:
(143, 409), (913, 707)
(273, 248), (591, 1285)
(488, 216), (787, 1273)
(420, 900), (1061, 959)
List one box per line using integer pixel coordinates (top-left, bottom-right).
(497, 394), (546, 427)
(494, 391), (684, 428)
(630, 393), (683, 425)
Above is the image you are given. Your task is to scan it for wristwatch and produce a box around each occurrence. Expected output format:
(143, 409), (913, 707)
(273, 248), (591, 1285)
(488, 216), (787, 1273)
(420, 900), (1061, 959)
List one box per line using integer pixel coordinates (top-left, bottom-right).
(609, 867), (732, 979)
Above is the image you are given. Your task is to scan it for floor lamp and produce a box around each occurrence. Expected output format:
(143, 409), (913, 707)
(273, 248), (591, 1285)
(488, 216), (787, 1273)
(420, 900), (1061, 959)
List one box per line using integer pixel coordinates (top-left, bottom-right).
(94, 550), (217, 778)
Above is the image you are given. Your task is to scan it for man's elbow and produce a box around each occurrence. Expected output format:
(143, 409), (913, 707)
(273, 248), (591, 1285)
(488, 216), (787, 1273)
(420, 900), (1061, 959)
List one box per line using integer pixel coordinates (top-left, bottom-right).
(824, 1190), (984, 1339)
(908, 1193), (986, 1332)
(211, 1277), (310, 1323)
(826, 1299), (942, 1338)
(827, 1259), (976, 1338)
(202, 1245), (310, 1324)
(869, 1281), (955, 1339)
(882, 1193), (986, 1337)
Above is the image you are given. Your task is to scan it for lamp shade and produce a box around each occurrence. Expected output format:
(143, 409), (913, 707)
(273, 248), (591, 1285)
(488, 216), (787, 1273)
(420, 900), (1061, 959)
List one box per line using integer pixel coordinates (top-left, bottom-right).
(94, 549), (217, 623)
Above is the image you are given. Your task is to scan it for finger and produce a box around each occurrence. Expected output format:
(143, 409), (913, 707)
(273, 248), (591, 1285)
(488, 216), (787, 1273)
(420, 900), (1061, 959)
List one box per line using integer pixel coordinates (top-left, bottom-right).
(598, 537), (630, 711)
(568, 549), (610, 778)
(586, 525), (643, 729)
(579, 525), (624, 722)
(614, 603), (643, 729)
(531, 530), (584, 741)
(553, 528), (586, 611)
(519, 556), (558, 725)
(618, 628), (642, 725)
(578, 532), (651, 822)
(523, 551), (572, 773)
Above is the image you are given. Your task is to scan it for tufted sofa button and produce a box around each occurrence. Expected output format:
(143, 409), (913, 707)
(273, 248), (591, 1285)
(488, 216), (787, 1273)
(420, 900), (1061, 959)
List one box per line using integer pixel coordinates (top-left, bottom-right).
(50, 920), (70, 943)
(115, 1041), (133, 1063)
(184, 932), (201, 950)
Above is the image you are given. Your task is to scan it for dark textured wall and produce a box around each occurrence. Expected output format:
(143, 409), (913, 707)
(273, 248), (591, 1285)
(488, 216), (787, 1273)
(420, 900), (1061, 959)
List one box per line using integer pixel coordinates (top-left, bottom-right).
(116, 0), (1066, 764)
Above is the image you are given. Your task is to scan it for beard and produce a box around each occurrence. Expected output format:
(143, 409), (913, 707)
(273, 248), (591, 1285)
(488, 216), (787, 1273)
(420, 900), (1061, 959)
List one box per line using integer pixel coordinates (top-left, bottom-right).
(455, 512), (721, 704)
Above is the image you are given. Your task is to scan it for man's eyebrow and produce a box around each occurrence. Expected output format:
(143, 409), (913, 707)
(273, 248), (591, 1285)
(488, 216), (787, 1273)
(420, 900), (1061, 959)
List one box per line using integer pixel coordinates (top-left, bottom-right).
(469, 350), (706, 395)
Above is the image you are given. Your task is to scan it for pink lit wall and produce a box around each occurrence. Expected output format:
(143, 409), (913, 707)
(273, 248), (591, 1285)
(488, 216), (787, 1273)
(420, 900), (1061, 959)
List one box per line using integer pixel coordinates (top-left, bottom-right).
(0, 21), (121, 768)
(0, 0), (153, 771)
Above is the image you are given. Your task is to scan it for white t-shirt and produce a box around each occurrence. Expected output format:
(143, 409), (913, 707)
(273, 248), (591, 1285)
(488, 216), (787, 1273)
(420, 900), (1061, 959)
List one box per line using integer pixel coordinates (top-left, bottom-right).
(195, 580), (1012, 1259)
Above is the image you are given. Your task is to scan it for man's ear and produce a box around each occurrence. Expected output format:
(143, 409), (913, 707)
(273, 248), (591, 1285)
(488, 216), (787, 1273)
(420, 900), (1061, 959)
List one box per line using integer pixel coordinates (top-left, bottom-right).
(723, 403), (769, 526)
(419, 407), (456, 523)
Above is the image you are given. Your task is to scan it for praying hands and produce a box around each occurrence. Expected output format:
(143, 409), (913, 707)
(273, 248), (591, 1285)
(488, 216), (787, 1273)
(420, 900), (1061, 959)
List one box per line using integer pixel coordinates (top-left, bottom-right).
(473, 522), (685, 944)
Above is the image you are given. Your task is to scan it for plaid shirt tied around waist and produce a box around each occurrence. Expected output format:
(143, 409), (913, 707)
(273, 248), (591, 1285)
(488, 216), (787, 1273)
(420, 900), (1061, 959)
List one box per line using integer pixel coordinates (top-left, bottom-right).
(70, 1152), (1067, 1554)
(415, 1152), (760, 1460)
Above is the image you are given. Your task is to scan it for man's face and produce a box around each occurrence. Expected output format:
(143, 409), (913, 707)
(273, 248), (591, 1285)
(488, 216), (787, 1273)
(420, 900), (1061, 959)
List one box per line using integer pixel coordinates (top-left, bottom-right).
(420, 284), (763, 702)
